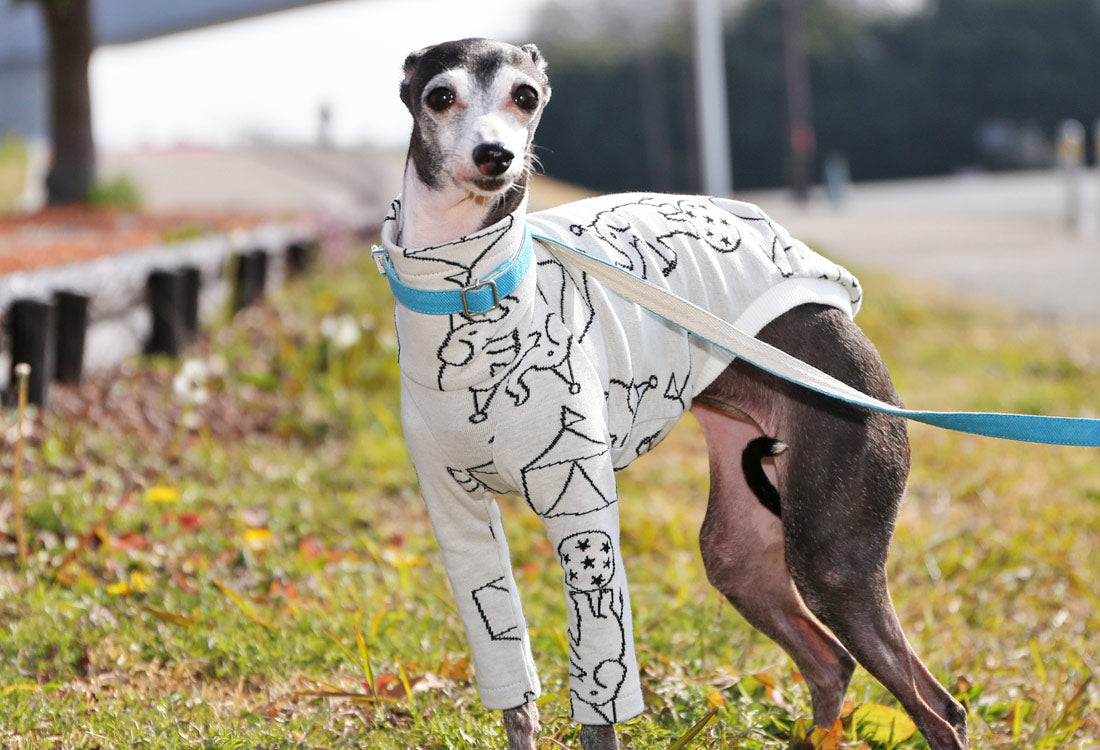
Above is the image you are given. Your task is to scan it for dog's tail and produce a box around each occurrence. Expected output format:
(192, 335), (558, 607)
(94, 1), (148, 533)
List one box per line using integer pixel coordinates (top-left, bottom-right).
(742, 436), (787, 518)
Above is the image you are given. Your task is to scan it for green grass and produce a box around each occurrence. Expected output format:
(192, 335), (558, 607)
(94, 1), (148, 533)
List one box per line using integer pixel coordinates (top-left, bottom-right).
(1, 246), (1098, 749)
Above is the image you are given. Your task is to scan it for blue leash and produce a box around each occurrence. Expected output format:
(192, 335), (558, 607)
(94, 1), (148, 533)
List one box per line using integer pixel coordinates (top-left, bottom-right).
(530, 231), (1100, 448)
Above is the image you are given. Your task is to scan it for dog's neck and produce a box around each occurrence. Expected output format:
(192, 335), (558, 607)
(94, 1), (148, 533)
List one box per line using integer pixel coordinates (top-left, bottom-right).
(381, 166), (534, 392)
(382, 163), (531, 297)
(398, 160), (529, 249)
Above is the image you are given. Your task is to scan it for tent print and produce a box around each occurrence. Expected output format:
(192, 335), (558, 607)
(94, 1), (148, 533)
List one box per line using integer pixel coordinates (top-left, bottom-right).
(521, 406), (614, 519)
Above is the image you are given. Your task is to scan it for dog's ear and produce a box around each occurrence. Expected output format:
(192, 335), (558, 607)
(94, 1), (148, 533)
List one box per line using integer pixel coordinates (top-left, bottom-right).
(520, 43), (551, 101)
(400, 47), (426, 110)
(521, 43), (547, 76)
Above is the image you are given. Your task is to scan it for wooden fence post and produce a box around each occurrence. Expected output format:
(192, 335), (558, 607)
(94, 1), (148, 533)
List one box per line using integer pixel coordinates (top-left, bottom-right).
(53, 290), (89, 384)
(232, 249), (268, 312)
(146, 270), (185, 356)
(286, 239), (319, 277)
(179, 265), (202, 343)
(5, 298), (56, 406)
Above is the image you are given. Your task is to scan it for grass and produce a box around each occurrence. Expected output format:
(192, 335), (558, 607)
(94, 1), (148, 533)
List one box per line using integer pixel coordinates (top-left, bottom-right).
(86, 174), (143, 210)
(1, 241), (1098, 749)
(0, 136), (29, 211)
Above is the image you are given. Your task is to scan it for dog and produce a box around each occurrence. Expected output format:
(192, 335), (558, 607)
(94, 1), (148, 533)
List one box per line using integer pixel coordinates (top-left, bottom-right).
(375, 38), (969, 750)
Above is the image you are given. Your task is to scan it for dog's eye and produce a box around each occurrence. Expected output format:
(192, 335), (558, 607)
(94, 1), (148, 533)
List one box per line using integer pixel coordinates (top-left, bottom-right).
(425, 87), (455, 112)
(512, 85), (539, 112)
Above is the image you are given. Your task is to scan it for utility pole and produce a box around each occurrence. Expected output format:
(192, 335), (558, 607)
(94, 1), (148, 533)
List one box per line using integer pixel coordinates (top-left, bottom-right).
(691, 0), (733, 196)
(780, 0), (815, 203)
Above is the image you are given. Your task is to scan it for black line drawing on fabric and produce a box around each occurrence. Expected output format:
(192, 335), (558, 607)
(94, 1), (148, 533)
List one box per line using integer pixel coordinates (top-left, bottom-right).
(448, 462), (510, 496)
(605, 375), (659, 449)
(722, 201), (802, 278)
(471, 577), (522, 642)
(535, 257), (597, 344)
(665, 198), (743, 254)
(557, 531), (628, 724)
(568, 197), (680, 279)
(663, 367), (691, 410)
(558, 531), (616, 591)
(436, 300), (521, 390)
(764, 235), (797, 278)
(467, 312), (580, 423)
(401, 213), (517, 288)
(520, 407), (615, 518)
(818, 266), (864, 307)
(567, 196), (755, 280)
(633, 427), (667, 459)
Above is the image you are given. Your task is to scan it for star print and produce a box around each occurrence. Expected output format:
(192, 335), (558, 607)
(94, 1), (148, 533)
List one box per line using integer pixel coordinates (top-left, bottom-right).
(562, 553), (571, 565)
(576, 538), (591, 552)
(582, 556), (595, 569)
(591, 574), (605, 587)
(603, 559), (612, 569)
(568, 569), (577, 581)
(601, 541), (611, 553)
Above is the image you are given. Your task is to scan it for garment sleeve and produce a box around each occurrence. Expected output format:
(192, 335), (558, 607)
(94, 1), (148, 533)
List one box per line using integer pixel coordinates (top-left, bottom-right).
(401, 385), (541, 709)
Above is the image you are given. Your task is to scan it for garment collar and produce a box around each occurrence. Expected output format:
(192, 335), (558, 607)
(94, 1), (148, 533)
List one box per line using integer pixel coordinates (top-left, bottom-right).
(376, 194), (531, 316)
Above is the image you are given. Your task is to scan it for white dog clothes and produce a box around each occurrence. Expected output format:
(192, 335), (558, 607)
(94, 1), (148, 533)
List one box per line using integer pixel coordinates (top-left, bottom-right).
(379, 192), (862, 725)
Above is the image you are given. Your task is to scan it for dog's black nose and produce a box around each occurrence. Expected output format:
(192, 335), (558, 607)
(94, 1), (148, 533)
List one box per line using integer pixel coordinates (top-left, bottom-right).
(473, 143), (514, 176)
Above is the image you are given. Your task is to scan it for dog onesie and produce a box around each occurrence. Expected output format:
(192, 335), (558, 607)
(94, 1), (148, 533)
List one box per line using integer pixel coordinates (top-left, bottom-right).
(378, 192), (861, 725)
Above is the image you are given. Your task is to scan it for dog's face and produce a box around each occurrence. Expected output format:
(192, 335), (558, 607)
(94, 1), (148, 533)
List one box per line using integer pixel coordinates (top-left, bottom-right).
(401, 39), (551, 198)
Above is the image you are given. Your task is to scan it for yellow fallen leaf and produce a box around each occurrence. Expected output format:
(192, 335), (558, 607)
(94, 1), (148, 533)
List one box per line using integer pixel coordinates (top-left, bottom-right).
(106, 580), (130, 595)
(809, 719), (844, 750)
(141, 604), (197, 627)
(106, 570), (153, 596)
(242, 527), (275, 551)
(128, 570), (153, 593)
(145, 485), (179, 504)
(850, 702), (917, 745)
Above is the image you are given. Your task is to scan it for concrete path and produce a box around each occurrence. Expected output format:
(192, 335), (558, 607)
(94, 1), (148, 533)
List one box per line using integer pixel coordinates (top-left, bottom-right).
(746, 170), (1100, 322)
(103, 145), (405, 225)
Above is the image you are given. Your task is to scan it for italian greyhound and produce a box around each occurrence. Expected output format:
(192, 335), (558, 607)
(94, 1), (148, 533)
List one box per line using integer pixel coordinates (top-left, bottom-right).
(379, 38), (968, 750)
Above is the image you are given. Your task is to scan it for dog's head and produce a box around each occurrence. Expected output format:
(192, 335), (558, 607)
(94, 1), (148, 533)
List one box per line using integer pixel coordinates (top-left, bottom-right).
(400, 38), (551, 198)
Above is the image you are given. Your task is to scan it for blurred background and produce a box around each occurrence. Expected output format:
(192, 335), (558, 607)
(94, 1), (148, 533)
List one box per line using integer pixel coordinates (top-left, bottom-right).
(2, 0), (1099, 315)
(2, 0), (1098, 200)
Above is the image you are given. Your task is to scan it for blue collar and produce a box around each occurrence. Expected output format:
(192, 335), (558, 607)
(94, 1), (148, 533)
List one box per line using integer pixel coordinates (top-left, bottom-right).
(373, 226), (534, 316)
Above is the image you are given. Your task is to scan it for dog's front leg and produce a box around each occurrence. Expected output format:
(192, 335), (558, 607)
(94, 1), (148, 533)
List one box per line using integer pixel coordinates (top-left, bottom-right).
(402, 394), (544, 744)
(537, 500), (642, 746)
(503, 701), (539, 750)
(579, 725), (619, 750)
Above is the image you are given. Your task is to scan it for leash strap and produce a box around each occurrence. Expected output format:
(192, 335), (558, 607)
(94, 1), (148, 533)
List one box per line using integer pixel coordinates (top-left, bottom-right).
(373, 229), (534, 315)
(531, 230), (1100, 447)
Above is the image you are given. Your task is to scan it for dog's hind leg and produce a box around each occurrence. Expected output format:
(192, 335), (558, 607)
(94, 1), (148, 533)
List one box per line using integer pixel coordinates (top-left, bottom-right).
(747, 305), (969, 749)
(692, 403), (856, 728)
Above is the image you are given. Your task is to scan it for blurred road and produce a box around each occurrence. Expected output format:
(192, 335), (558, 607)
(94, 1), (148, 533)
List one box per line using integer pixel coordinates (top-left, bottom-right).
(104, 148), (1100, 322)
(748, 170), (1100, 322)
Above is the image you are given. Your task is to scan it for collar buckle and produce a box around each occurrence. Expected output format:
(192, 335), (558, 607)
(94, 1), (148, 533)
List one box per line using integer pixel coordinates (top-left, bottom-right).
(371, 245), (390, 276)
(460, 279), (500, 316)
